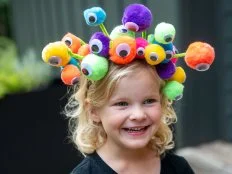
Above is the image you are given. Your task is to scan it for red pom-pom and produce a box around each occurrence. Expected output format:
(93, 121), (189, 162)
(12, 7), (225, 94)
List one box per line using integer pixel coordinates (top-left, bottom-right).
(61, 64), (81, 85)
(185, 42), (215, 71)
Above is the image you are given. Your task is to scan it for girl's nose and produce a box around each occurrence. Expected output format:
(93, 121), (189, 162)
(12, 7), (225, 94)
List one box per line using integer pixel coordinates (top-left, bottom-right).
(129, 105), (146, 121)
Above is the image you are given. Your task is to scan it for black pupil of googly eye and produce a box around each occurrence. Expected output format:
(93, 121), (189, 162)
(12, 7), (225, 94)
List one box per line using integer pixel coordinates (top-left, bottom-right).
(150, 55), (158, 61)
(91, 45), (99, 52)
(89, 16), (96, 23)
(119, 50), (128, 57)
(82, 68), (89, 75)
(166, 53), (172, 59)
(121, 28), (128, 33)
(138, 50), (144, 56)
(174, 49), (179, 54)
(165, 37), (172, 42)
(65, 40), (71, 46)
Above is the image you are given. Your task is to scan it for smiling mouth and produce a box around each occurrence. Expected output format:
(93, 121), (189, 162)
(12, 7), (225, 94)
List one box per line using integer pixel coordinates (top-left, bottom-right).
(123, 126), (150, 133)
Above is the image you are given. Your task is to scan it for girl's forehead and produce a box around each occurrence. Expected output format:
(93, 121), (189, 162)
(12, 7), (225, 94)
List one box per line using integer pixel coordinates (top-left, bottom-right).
(112, 69), (160, 96)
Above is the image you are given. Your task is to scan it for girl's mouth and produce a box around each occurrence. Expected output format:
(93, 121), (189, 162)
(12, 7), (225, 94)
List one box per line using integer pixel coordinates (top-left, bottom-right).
(122, 126), (150, 135)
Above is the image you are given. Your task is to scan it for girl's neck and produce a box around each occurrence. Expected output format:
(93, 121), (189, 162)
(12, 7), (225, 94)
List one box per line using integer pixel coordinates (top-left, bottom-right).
(97, 141), (160, 174)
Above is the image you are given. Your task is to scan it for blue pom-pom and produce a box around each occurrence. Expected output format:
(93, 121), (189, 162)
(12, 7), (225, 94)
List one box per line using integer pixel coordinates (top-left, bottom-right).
(83, 7), (106, 26)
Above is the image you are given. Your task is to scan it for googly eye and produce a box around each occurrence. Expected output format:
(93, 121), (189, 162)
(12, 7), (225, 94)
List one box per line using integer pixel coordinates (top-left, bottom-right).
(87, 12), (97, 24)
(81, 63), (93, 77)
(164, 34), (174, 43)
(149, 52), (159, 61)
(173, 46), (179, 54)
(165, 50), (173, 60)
(89, 39), (103, 54)
(63, 37), (72, 47)
(119, 28), (128, 33)
(137, 47), (145, 56)
(116, 43), (130, 57)
(175, 94), (183, 101)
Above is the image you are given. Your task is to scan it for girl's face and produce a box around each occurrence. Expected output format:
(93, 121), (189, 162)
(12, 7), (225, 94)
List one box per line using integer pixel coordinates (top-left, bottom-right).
(92, 67), (162, 151)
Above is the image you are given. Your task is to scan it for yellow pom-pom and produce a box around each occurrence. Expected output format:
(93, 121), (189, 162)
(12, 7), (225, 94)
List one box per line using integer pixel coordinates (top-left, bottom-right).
(42, 41), (70, 67)
(168, 66), (186, 83)
(144, 44), (166, 65)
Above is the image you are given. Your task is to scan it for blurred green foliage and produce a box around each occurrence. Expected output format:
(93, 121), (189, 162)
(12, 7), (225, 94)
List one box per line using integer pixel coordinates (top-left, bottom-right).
(0, 36), (55, 99)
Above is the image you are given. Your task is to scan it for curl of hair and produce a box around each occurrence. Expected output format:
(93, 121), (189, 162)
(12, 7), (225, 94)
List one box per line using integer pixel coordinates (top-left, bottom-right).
(64, 60), (177, 155)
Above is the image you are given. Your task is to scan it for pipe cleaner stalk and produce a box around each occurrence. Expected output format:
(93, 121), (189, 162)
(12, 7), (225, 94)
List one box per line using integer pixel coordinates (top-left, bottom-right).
(68, 49), (84, 60)
(173, 53), (186, 58)
(142, 31), (147, 39)
(99, 23), (110, 37)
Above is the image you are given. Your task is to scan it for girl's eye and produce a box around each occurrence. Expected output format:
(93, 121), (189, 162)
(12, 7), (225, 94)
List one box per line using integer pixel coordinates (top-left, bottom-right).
(114, 101), (128, 106)
(143, 99), (156, 104)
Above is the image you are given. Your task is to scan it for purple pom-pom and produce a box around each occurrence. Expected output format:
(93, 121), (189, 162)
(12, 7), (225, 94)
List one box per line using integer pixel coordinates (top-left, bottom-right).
(156, 61), (176, 80)
(122, 4), (152, 32)
(89, 32), (110, 57)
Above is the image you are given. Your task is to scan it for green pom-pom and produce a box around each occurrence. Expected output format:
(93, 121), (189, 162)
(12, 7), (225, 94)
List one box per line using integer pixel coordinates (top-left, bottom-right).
(81, 54), (109, 81)
(147, 34), (155, 44)
(162, 81), (184, 100)
(154, 22), (176, 44)
(110, 25), (135, 40)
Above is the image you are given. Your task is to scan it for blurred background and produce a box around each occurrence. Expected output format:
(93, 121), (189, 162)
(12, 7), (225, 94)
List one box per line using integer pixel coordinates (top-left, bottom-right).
(1, 0), (231, 173)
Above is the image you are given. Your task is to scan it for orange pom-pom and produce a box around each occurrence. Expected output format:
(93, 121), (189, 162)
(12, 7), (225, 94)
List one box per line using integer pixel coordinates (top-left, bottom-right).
(61, 64), (81, 85)
(78, 44), (90, 57)
(109, 36), (136, 64)
(185, 42), (215, 71)
(61, 33), (82, 53)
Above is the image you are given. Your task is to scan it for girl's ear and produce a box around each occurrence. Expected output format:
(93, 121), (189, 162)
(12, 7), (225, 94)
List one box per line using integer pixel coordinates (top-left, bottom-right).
(85, 100), (101, 123)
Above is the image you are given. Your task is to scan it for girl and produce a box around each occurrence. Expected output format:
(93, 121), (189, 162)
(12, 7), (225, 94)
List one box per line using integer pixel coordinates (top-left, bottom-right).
(65, 60), (194, 174)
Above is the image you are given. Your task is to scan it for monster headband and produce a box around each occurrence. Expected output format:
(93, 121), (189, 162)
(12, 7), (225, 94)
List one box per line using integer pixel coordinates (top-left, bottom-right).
(42, 3), (215, 101)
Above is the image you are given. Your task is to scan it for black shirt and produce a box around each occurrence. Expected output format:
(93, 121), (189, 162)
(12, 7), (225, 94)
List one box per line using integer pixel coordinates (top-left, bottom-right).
(71, 151), (195, 174)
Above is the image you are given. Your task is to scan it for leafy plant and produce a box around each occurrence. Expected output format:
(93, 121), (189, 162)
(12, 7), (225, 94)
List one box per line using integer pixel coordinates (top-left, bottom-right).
(0, 36), (56, 99)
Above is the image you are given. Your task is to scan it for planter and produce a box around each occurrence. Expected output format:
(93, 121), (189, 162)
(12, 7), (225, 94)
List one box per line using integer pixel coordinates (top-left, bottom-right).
(1, 80), (83, 174)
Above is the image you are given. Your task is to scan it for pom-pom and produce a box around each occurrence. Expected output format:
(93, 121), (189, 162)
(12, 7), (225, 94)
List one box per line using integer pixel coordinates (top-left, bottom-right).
(147, 34), (155, 44)
(78, 44), (90, 57)
(144, 44), (166, 65)
(185, 42), (215, 71)
(109, 36), (136, 64)
(154, 22), (176, 44)
(122, 3), (152, 32)
(61, 33), (82, 53)
(168, 66), (186, 83)
(68, 58), (80, 67)
(135, 37), (148, 59)
(61, 64), (81, 85)
(81, 54), (109, 81)
(42, 41), (70, 67)
(156, 61), (176, 79)
(83, 7), (106, 26)
(89, 32), (110, 57)
(110, 25), (135, 40)
(154, 41), (174, 63)
(162, 81), (184, 101)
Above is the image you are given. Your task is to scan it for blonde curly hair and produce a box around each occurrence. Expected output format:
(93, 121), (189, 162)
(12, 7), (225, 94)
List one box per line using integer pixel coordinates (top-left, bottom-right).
(65, 60), (177, 155)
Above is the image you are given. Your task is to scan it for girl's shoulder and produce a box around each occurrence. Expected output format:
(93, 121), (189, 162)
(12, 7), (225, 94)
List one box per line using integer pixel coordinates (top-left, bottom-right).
(161, 152), (195, 174)
(70, 152), (117, 174)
